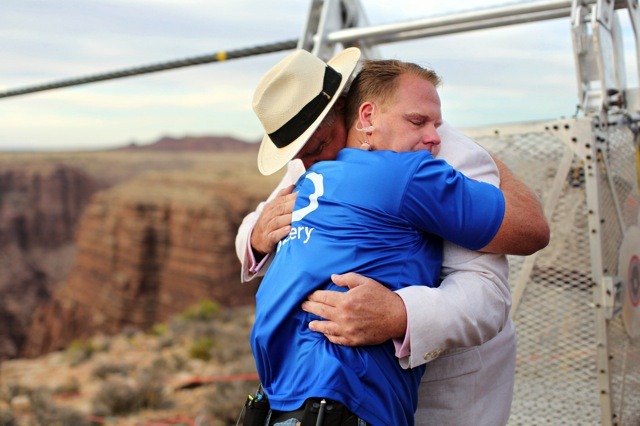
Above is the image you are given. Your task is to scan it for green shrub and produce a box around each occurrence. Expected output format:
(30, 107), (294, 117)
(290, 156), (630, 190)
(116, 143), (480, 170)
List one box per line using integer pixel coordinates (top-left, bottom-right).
(52, 377), (80, 395)
(135, 370), (166, 411)
(178, 299), (220, 321)
(189, 337), (215, 361)
(1, 383), (30, 402)
(65, 340), (95, 366)
(91, 380), (137, 416)
(91, 363), (131, 380)
(0, 404), (15, 426)
(29, 388), (90, 426)
(149, 323), (168, 336)
(91, 373), (166, 417)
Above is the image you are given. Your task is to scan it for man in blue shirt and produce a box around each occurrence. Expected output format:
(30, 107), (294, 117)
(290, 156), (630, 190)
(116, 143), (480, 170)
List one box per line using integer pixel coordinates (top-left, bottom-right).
(248, 49), (511, 425)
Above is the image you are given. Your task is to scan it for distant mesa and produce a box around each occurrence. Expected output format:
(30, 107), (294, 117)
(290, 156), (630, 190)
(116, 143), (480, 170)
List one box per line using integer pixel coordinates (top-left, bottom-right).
(121, 136), (260, 152)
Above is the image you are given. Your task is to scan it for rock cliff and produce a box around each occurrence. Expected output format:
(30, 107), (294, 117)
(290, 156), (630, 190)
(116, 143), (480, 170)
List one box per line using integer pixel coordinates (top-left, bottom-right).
(0, 164), (100, 249)
(0, 164), (100, 359)
(21, 168), (266, 357)
(0, 144), (278, 360)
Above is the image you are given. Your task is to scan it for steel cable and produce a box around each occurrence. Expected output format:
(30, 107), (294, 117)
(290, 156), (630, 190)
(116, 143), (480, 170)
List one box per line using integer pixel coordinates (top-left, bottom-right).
(0, 39), (298, 99)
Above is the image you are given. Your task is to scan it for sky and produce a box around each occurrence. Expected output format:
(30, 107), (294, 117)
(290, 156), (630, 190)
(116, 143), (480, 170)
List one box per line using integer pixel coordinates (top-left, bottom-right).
(1, 0), (638, 151)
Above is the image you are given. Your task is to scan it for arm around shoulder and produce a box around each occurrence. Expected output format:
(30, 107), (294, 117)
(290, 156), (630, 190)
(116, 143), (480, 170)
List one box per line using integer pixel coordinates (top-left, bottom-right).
(481, 157), (550, 255)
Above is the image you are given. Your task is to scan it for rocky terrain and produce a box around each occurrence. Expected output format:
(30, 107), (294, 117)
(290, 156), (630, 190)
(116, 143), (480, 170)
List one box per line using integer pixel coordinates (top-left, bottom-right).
(0, 137), (284, 423)
(1, 301), (260, 425)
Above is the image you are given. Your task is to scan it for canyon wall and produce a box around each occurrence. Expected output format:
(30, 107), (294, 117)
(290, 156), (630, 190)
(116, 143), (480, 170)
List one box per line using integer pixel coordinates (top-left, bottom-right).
(0, 140), (279, 359)
(20, 162), (270, 357)
(0, 164), (100, 359)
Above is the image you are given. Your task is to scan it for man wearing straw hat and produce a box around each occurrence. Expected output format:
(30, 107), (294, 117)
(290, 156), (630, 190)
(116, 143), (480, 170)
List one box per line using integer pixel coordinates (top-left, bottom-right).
(239, 49), (548, 424)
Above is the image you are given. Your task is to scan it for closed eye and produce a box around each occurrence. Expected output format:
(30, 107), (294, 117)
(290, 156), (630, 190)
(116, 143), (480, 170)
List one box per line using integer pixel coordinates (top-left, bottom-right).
(405, 113), (427, 127)
(301, 140), (326, 158)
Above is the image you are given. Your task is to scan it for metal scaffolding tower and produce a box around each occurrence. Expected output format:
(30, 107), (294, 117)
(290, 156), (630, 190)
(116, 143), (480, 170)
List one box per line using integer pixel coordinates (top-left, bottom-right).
(300, 1), (640, 424)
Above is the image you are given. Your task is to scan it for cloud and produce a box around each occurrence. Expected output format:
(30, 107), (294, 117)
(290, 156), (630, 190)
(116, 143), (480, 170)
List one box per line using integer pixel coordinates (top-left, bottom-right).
(1, 0), (637, 150)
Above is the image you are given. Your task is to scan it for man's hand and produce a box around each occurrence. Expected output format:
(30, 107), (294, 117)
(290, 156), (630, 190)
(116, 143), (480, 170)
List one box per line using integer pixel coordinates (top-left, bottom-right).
(250, 185), (297, 259)
(301, 273), (407, 346)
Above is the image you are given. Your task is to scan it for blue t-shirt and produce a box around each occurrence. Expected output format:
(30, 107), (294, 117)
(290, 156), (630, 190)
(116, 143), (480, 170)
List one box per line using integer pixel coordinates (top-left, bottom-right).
(251, 148), (505, 425)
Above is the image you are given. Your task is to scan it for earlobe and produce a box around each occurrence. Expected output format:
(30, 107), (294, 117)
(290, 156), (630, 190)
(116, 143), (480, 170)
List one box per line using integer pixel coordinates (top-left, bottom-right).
(356, 102), (375, 151)
(357, 102), (375, 132)
(355, 123), (374, 133)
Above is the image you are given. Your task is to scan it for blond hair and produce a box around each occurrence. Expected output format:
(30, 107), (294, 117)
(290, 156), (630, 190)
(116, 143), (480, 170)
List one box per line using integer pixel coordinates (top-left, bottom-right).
(345, 59), (441, 129)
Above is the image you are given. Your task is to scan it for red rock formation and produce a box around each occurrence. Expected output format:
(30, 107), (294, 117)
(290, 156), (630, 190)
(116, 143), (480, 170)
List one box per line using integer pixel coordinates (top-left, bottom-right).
(122, 136), (260, 152)
(0, 164), (100, 249)
(22, 173), (262, 357)
(0, 164), (99, 359)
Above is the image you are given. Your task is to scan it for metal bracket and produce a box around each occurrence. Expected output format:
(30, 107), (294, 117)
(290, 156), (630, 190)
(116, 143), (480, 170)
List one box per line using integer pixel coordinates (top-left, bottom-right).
(571, 0), (626, 116)
(297, 0), (380, 61)
(601, 275), (624, 319)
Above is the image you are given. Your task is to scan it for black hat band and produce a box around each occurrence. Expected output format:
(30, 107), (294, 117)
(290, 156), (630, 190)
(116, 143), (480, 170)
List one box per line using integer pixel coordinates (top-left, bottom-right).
(268, 65), (341, 149)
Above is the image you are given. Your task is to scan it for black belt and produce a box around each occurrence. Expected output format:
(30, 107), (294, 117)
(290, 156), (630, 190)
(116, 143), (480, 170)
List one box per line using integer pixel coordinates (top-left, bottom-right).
(269, 398), (361, 426)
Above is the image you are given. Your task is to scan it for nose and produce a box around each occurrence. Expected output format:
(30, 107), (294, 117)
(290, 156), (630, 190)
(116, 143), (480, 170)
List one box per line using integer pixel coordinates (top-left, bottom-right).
(422, 124), (441, 146)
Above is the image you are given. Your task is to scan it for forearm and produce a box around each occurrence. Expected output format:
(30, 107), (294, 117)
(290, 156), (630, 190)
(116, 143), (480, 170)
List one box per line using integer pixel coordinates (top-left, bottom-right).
(395, 253), (510, 369)
(482, 157), (550, 255)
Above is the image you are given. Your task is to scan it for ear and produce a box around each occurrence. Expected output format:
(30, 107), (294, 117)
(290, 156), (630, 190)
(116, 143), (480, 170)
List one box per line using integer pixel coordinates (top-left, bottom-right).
(358, 102), (375, 129)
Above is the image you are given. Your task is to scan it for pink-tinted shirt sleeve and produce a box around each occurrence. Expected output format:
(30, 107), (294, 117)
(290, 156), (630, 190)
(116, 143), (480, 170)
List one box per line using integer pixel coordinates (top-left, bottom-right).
(393, 322), (411, 358)
(247, 232), (272, 275)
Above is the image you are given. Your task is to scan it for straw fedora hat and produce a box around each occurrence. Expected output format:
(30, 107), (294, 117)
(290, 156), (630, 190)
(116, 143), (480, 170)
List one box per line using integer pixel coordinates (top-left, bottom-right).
(253, 47), (361, 175)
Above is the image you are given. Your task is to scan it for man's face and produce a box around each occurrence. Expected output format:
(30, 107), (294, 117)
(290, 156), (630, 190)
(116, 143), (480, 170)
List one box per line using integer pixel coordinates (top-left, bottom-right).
(370, 74), (442, 156)
(295, 115), (347, 169)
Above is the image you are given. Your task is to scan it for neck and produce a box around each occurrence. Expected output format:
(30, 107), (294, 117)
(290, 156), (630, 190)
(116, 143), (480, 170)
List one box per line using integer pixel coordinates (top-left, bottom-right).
(345, 128), (362, 149)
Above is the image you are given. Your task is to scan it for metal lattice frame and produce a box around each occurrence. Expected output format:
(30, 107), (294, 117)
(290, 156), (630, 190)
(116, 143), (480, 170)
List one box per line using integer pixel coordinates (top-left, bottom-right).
(467, 117), (640, 425)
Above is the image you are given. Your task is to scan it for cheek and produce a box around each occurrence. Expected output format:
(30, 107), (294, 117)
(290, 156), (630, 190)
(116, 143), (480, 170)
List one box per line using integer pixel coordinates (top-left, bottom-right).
(387, 127), (416, 151)
(372, 127), (394, 150)
(399, 136), (422, 152)
(304, 149), (337, 167)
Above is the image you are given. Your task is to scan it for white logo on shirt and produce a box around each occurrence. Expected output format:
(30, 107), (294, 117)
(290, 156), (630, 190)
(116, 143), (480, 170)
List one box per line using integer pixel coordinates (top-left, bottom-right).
(277, 172), (322, 252)
(292, 172), (323, 222)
